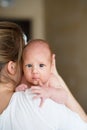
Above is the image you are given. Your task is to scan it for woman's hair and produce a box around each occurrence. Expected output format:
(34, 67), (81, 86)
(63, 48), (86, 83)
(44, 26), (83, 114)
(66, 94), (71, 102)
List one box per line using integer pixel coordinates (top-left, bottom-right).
(0, 21), (25, 83)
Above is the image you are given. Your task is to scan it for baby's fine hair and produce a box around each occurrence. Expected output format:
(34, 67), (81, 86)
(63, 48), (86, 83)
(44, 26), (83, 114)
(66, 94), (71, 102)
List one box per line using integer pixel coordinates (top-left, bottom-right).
(25, 39), (53, 56)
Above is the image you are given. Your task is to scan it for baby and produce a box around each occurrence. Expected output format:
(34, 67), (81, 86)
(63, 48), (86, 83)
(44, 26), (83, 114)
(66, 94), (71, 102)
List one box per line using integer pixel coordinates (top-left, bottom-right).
(16, 39), (68, 107)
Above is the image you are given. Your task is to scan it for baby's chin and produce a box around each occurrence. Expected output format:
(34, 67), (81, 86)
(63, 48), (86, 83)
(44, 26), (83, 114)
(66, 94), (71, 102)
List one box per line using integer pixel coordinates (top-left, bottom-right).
(30, 81), (40, 86)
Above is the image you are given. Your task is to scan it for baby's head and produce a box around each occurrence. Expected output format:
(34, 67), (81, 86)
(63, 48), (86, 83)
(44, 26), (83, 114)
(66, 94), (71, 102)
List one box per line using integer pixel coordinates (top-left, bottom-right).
(23, 39), (53, 86)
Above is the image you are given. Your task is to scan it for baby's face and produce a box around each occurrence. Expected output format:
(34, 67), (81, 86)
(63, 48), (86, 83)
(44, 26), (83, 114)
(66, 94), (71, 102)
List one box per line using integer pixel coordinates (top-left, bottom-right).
(23, 44), (52, 86)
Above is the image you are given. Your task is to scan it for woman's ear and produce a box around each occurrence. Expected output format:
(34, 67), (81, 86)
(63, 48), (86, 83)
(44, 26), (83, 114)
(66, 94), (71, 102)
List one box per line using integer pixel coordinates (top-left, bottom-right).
(7, 61), (17, 75)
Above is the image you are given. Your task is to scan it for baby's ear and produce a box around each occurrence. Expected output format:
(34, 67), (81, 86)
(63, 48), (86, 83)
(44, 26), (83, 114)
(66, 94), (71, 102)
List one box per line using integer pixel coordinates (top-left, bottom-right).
(51, 54), (59, 76)
(7, 61), (17, 75)
(51, 53), (56, 66)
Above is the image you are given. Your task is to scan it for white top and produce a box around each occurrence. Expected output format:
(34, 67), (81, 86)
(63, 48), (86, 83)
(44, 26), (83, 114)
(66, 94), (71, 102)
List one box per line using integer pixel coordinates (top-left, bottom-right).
(0, 88), (87, 130)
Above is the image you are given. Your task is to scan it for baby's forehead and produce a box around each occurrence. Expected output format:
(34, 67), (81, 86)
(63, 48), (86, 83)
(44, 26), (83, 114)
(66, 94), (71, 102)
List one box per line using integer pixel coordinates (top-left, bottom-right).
(28, 41), (49, 49)
(24, 41), (51, 54)
(23, 43), (52, 61)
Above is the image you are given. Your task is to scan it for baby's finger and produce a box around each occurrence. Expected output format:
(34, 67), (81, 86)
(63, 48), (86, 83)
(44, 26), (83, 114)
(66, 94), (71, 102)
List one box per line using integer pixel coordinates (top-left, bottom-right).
(31, 86), (41, 90)
(39, 98), (45, 107)
(38, 79), (43, 87)
(31, 87), (42, 94)
(32, 95), (41, 100)
(31, 86), (41, 92)
(32, 96), (45, 107)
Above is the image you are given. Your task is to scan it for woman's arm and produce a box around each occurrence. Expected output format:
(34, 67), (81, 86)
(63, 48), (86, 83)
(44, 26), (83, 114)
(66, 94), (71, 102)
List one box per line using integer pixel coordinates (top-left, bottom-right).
(56, 73), (87, 122)
(51, 54), (87, 122)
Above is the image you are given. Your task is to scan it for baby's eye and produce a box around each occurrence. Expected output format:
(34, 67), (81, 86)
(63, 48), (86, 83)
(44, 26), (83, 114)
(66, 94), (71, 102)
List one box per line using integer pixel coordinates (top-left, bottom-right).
(26, 64), (32, 68)
(39, 64), (45, 67)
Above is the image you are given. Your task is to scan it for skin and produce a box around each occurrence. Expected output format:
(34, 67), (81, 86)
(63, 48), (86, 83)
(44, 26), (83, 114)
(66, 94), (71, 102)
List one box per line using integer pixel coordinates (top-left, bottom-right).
(0, 61), (22, 114)
(16, 39), (87, 122)
(51, 55), (87, 122)
(22, 41), (67, 106)
(23, 42), (52, 86)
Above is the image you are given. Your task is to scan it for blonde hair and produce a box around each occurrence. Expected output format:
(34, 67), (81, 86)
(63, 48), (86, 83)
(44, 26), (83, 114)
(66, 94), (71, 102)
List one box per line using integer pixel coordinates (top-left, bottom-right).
(0, 21), (25, 83)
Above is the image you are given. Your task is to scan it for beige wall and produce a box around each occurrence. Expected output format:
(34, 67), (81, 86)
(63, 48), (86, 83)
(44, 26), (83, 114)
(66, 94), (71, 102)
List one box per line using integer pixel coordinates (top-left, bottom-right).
(0, 0), (87, 112)
(0, 0), (45, 39)
(45, 0), (87, 112)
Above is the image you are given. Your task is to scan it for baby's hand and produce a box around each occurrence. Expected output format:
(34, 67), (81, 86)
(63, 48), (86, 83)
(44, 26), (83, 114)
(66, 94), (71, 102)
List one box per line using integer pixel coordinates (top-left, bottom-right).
(31, 86), (51, 107)
(15, 84), (28, 92)
(31, 80), (50, 107)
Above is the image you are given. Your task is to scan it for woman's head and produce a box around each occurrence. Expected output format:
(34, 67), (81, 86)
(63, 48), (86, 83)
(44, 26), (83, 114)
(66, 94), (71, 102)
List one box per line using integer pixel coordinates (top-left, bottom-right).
(0, 21), (25, 86)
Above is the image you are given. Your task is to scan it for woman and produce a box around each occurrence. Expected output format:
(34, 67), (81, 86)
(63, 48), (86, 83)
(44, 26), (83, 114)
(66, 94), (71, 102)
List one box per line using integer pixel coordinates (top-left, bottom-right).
(0, 21), (87, 130)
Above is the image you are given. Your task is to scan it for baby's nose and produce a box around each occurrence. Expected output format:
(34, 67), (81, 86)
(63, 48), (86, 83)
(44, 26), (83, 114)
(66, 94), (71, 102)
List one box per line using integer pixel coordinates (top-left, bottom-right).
(32, 66), (38, 73)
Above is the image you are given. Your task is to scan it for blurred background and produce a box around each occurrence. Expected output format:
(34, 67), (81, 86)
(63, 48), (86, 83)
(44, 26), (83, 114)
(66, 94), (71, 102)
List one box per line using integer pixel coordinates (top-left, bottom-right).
(0, 0), (87, 113)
